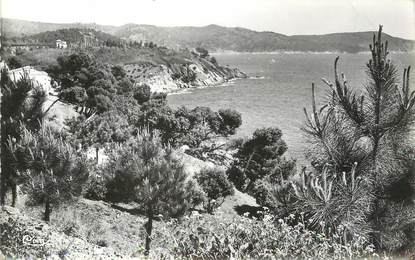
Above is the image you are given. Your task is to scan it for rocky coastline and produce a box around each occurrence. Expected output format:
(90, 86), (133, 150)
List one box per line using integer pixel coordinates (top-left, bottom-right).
(124, 59), (246, 93)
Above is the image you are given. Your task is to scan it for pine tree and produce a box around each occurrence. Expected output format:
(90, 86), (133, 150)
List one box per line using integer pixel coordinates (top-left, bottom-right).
(227, 127), (296, 192)
(106, 131), (198, 255)
(1, 68), (47, 206)
(7, 123), (89, 221)
(301, 25), (415, 251)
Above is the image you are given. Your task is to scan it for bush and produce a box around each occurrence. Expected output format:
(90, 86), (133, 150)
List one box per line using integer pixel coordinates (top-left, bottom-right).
(105, 168), (139, 203)
(151, 213), (377, 259)
(133, 84), (151, 104)
(217, 109), (242, 136)
(195, 47), (209, 58)
(196, 167), (234, 213)
(7, 56), (23, 69)
(210, 56), (217, 65)
(84, 176), (108, 201)
(226, 165), (246, 191)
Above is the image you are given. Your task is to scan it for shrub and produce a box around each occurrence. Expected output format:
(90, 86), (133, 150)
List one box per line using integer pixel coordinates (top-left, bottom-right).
(217, 109), (242, 136)
(151, 213), (377, 259)
(226, 165), (247, 191)
(195, 47), (209, 58)
(105, 168), (139, 203)
(133, 84), (151, 104)
(7, 56), (23, 69)
(210, 56), (217, 65)
(196, 167), (234, 213)
(83, 175), (108, 201)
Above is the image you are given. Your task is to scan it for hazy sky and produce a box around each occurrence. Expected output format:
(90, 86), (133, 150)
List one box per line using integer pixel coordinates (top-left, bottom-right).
(2, 0), (415, 39)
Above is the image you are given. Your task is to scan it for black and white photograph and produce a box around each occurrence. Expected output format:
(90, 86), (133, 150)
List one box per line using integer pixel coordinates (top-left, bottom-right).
(0, 0), (414, 259)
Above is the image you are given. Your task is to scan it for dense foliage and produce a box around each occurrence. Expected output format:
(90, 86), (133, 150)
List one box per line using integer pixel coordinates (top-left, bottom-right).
(6, 28), (124, 47)
(196, 167), (234, 213)
(66, 111), (133, 163)
(47, 52), (126, 117)
(171, 106), (242, 161)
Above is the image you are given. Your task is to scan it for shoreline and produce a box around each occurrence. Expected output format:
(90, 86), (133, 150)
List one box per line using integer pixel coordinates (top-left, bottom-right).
(166, 77), (240, 96)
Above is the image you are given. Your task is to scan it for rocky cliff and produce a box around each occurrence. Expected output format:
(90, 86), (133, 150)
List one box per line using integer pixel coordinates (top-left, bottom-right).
(124, 57), (246, 93)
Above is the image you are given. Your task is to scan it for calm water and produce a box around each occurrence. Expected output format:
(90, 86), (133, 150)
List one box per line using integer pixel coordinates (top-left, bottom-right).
(167, 53), (415, 165)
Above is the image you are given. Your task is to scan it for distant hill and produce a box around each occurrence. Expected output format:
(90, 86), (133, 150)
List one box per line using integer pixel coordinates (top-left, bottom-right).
(1, 18), (117, 37)
(108, 24), (415, 53)
(2, 18), (415, 53)
(5, 28), (124, 47)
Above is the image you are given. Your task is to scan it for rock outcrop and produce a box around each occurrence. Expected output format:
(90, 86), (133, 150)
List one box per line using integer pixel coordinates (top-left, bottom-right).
(125, 59), (246, 93)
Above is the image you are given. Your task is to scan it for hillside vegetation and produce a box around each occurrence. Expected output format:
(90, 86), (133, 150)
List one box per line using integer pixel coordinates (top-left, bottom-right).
(2, 33), (246, 92)
(5, 28), (124, 47)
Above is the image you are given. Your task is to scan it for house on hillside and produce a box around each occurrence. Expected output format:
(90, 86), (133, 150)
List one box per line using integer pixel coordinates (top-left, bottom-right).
(56, 39), (67, 49)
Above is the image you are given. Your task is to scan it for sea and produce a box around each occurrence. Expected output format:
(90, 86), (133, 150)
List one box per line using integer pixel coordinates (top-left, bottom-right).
(167, 52), (415, 166)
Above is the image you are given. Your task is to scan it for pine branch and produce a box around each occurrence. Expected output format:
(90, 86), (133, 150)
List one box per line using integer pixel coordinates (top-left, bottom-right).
(303, 83), (339, 166)
(384, 66), (415, 130)
(332, 57), (365, 125)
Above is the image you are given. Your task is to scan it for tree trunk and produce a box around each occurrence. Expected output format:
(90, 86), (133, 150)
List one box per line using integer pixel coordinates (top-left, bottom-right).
(11, 183), (17, 207)
(144, 212), (153, 256)
(0, 174), (5, 206)
(44, 197), (51, 222)
(96, 147), (99, 164)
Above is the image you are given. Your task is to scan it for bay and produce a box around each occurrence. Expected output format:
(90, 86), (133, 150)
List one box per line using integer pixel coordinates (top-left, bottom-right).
(167, 52), (415, 165)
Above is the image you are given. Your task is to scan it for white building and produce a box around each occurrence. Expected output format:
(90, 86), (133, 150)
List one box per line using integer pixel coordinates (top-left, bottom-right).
(56, 39), (67, 49)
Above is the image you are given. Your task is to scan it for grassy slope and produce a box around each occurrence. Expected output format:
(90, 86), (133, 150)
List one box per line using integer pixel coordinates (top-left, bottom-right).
(17, 194), (257, 257)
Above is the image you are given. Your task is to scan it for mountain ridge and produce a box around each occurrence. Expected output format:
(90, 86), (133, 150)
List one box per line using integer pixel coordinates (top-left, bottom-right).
(2, 18), (415, 53)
